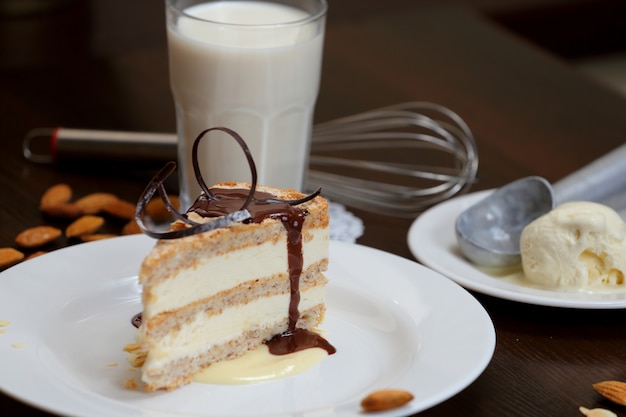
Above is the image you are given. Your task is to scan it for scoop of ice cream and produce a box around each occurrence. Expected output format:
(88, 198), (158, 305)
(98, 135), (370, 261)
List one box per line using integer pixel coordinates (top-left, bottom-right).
(520, 201), (626, 290)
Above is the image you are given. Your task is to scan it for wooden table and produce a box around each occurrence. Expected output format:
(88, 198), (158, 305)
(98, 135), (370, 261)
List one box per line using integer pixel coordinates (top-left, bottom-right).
(1, 1), (626, 416)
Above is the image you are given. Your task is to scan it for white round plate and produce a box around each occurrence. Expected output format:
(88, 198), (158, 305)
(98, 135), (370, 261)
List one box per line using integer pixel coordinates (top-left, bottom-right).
(0, 235), (494, 417)
(408, 190), (626, 309)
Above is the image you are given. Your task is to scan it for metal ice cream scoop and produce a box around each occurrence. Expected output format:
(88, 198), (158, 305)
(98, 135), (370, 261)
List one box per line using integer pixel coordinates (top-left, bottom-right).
(455, 143), (626, 267)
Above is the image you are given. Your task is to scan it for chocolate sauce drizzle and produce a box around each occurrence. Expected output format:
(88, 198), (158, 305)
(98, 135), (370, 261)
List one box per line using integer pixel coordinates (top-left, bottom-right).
(133, 127), (335, 356)
(131, 312), (142, 328)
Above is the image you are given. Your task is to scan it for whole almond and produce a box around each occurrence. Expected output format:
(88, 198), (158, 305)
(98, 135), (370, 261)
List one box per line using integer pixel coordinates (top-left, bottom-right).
(146, 195), (180, 223)
(102, 199), (136, 221)
(66, 215), (105, 238)
(41, 203), (83, 220)
(75, 193), (119, 214)
(40, 183), (72, 209)
(15, 226), (62, 248)
(592, 380), (626, 405)
(0, 248), (25, 269)
(361, 389), (414, 412)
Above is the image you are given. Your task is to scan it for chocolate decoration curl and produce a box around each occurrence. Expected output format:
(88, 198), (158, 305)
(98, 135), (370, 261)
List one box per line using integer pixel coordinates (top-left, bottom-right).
(193, 127), (257, 211)
(135, 127), (321, 239)
(134, 160), (251, 239)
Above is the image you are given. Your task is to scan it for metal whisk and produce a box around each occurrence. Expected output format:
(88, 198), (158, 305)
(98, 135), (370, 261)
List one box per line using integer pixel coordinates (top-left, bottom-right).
(24, 102), (478, 218)
(306, 102), (478, 217)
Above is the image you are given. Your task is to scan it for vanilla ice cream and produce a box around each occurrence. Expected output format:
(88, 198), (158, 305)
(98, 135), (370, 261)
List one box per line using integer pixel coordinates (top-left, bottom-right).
(520, 201), (626, 290)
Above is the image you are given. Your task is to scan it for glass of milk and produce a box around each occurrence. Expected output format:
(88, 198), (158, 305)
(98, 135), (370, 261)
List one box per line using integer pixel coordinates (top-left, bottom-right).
(165, 0), (327, 208)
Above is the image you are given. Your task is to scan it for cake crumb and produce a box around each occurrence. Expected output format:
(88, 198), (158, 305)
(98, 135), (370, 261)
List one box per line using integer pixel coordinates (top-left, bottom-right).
(0, 320), (10, 327)
(106, 362), (119, 367)
(11, 342), (25, 349)
(123, 377), (139, 390)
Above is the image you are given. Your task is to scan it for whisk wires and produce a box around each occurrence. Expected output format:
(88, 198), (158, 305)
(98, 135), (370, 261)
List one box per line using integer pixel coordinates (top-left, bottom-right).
(306, 102), (478, 217)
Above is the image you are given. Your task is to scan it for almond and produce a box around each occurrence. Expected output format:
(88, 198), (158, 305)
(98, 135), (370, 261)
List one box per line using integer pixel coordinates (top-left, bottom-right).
(80, 234), (118, 242)
(361, 389), (414, 412)
(75, 193), (119, 214)
(580, 406), (617, 417)
(102, 199), (136, 221)
(65, 215), (104, 238)
(122, 219), (142, 235)
(130, 350), (147, 368)
(25, 251), (47, 260)
(146, 195), (180, 223)
(592, 380), (626, 405)
(123, 343), (141, 352)
(41, 203), (83, 220)
(0, 248), (25, 269)
(15, 226), (62, 248)
(39, 183), (72, 209)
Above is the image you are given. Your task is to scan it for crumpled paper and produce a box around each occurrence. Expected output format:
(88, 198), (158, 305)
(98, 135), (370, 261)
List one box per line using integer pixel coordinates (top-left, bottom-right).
(328, 201), (364, 243)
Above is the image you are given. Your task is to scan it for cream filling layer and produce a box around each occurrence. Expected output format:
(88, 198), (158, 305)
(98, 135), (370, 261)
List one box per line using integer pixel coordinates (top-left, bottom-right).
(142, 286), (325, 372)
(145, 228), (328, 317)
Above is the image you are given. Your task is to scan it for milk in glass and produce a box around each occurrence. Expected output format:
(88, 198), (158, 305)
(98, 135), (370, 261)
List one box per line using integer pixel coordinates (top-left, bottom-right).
(166, 1), (326, 207)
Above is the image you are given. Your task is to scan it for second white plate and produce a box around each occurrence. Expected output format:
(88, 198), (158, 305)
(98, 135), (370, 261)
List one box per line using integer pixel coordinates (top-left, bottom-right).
(409, 190), (626, 309)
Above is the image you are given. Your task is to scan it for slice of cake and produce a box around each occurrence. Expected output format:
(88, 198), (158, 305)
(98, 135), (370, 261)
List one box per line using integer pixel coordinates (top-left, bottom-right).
(132, 127), (334, 392)
(136, 182), (331, 391)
